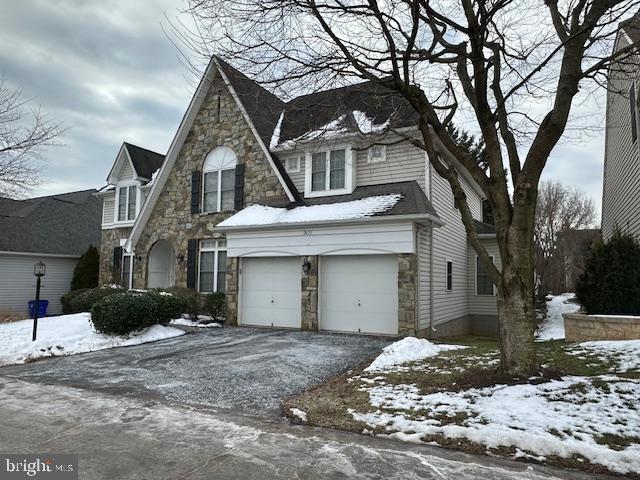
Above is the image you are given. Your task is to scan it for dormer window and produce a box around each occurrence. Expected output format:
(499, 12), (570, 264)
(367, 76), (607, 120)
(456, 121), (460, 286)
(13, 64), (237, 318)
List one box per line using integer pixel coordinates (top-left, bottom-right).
(117, 185), (137, 222)
(304, 146), (354, 197)
(203, 146), (237, 213)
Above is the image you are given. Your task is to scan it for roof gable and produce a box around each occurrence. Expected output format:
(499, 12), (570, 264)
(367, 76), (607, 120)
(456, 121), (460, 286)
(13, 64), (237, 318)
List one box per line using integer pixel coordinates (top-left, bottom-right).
(124, 143), (165, 180)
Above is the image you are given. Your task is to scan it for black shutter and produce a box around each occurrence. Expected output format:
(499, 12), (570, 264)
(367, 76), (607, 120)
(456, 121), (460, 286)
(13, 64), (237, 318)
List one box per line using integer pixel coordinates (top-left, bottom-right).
(113, 246), (123, 269)
(191, 170), (202, 214)
(234, 163), (245, 211)
(186, 239), (198, 289)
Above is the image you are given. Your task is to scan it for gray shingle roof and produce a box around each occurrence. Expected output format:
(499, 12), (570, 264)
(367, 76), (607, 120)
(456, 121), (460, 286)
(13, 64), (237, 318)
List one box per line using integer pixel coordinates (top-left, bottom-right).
(268, 181), (439, 219)
(0, 189), (102, 256)
(474, 219), (496, 235)
(123, 142), (165, 180)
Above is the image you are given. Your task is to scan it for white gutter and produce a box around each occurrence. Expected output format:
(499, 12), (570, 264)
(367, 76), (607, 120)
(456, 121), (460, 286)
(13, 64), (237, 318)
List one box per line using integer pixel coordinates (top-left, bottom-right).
(215, 213), (445, 233)
(0, 251), (81, 259)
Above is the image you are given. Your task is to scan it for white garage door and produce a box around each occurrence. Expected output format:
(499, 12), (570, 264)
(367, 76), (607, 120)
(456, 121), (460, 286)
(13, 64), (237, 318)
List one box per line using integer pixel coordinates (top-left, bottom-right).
(320, 255), (398, 335)
(240, 257), (301, 328)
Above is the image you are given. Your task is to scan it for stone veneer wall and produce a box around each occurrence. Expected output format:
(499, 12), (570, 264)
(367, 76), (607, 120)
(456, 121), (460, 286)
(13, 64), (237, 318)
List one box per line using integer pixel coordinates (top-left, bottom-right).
(131, 69), (287, 296)
(564, 313), (640, 341)
(301, 256), (319, 330)
(398, 253), (417, 335)
(98, 227), (132, 285)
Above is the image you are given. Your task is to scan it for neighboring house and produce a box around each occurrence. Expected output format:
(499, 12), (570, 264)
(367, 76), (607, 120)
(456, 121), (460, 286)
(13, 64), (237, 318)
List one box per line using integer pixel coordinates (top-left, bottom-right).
(97, 56), (500, 337)
(603, 13), (640, 240)
(0, 190), (102, 316)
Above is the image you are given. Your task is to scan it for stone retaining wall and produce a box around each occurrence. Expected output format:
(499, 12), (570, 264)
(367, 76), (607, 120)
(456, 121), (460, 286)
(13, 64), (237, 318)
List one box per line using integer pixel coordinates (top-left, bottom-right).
(563, 313), (640, 341)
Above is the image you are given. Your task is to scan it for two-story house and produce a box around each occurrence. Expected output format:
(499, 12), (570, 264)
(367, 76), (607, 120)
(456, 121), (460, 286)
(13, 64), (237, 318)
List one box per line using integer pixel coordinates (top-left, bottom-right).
(97, 56), (500, 337)
(603, 13), (640, 240)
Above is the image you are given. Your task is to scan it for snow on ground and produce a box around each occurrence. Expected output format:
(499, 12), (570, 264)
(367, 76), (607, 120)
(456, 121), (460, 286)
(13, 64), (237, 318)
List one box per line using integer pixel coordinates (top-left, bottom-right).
(0, 313), (185, 366)
(351, 375), (640, 475)
(171, 317), (222, 328)
(536, 293), (580, 341)
(364, 337), (467, 372)
(568, 339), (640, 373)
(218, 194), (402, 227)
(290, 408), (308, 422)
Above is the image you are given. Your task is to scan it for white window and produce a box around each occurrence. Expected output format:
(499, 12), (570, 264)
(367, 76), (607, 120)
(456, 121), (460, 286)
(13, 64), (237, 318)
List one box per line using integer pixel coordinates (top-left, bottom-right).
(203, 147), (237, 213)
(476, 256), (495, 296)
(367, 145), (386, 163)
(117, 185), (137, 222)
(199, 240), (227, 293)
(445, 260), (453, 291)
(311, 149), (345, 192)
(122, 254), (134, 289)
(285, 156), (302, 173)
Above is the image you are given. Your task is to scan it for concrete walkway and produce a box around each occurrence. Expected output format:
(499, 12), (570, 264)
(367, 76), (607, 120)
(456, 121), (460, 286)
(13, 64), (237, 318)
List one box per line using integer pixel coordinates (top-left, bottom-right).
(0, 377), (613, 480)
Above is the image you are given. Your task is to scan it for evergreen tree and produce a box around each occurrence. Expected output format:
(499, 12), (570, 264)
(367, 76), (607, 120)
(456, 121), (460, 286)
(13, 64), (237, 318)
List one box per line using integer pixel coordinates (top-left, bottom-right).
(71, 245), (100, 291)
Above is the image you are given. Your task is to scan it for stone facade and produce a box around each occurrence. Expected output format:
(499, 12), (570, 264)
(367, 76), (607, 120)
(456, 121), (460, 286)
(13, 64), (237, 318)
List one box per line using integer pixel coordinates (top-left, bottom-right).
(301, 256), (319, 330)
(130, 69), (287, 298)
(98, 227), (132, 285)
(397, 253), (417, 335)
(225, 257), (239, 326)
(564, 313), (640, 341)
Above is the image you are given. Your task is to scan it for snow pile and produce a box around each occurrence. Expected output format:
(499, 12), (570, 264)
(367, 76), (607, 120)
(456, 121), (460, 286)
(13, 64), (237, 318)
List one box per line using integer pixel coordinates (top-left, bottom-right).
(218, 194), (402, 227)
(536, 293), (580, 340)
(351, 376), (640, 475)
(171, 317), (222, 329)
(0, 313), (185, 366)
(568, 340), (640, 373)
(352, 110), (390, 134)
(290, 408), (308, 422)
(270, 111), (285, 149)
(277, 115), (349, 149)
(364, 337), (467, 372)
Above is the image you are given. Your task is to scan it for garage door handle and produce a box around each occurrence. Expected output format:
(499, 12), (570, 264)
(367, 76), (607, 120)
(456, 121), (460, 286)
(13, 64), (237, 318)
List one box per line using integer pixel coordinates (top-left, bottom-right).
(270, 297), (274, 304)
(357, 300), (361, 307)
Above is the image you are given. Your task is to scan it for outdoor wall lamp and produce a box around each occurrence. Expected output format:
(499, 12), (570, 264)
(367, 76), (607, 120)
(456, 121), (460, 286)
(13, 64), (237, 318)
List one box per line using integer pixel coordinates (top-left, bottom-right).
(302, 257), (311, 275)
(176, 253), (185, 263)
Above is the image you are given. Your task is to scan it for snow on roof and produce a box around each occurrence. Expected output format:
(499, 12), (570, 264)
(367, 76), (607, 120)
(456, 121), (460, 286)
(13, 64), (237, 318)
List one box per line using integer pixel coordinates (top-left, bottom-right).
(276, 115), (350, 149)
(217, 194), (402, 228)
(352, 110), (390, 134)
(270, 111), (285, 149)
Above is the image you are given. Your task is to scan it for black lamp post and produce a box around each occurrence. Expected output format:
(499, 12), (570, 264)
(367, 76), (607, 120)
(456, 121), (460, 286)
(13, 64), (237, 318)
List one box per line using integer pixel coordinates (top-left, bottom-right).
(32, 261), (46, 341)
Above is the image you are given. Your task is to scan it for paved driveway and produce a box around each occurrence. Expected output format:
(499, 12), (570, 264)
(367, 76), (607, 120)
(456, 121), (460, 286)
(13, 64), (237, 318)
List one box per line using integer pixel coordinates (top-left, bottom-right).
(1, 327), (391, 417)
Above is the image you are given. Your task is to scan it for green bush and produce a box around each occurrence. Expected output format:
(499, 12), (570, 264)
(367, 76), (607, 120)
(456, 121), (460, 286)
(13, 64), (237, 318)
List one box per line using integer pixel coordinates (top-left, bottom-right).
(576, 231), (640, 315)
(91, 292), (159, 335)
(70, 285), (125, 313)
(71, 245), (100, 291)
(61, 288), (90, 314)
(159, 286), (202, 319)
(202, 292), (226, 321)
(149, 292), (188, 324)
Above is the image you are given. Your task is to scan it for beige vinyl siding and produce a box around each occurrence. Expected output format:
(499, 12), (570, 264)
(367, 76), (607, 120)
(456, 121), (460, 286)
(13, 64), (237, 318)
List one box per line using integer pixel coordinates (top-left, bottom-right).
(0, 253), (78, 316)
(602, 32), (640, 240)
(102, 193), (115, 225)
(430, 169), (470, 325)
(468, 238), (501, 316)
(288, 165), (305, 192)
(118, 160), (135, 181)
(417, 226), (432, 330)
(356, 142), (426, 191)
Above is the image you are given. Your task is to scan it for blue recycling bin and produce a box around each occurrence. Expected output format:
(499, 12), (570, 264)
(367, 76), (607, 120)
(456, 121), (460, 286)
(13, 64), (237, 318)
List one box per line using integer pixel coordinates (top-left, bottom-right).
(28, 300), (49, 318)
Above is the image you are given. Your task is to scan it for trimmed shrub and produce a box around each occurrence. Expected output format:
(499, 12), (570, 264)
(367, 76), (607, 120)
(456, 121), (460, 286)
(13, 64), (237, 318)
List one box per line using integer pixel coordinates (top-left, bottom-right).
(71, 245), (100, 291)
(91, 292), (158, 335)
(576, 231), (640, 315)
(202, 292), (226, 321)
(70, 285), (125, 313)
(61, 288), (90, 314)
(160, 286), (202, 319)
(149, 292), (188, 325)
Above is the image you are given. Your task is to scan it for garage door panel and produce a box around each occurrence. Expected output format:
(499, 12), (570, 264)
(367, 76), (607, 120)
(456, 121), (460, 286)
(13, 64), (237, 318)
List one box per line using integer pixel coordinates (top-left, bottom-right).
(321, 255), (398, 335)
(240, 257), (301, 329)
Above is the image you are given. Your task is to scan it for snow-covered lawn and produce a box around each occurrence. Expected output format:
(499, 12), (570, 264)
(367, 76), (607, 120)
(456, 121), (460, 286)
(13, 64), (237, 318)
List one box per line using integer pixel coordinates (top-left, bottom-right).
(170, 317), (222, 328)
(0, 313), (185, 366)
(536, 293), (580, 340)
(286, 335), (640, 476)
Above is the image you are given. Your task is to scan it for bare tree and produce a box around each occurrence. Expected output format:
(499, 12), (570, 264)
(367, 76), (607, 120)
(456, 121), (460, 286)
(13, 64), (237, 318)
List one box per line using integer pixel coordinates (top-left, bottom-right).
(0, 76), (63, 198)
(176, 0), (640, 375)
(534, 180), (597, 296)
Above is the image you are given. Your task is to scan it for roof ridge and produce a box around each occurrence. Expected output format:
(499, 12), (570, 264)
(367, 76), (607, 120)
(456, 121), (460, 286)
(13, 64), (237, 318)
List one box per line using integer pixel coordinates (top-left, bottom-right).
(123, 142), (165, 157)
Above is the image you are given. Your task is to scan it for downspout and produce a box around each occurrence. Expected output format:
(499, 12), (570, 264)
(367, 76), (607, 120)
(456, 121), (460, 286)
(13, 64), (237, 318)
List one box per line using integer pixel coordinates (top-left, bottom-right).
(427, 157), (435, 337)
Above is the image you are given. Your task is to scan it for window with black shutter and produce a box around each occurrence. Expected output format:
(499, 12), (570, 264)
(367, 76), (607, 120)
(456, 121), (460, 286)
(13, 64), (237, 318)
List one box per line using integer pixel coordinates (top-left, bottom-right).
(113, 246), (123, 270)
(234, 163), (245, 211)
(191, 170), (202, 214)
(186, 239), (198, 289)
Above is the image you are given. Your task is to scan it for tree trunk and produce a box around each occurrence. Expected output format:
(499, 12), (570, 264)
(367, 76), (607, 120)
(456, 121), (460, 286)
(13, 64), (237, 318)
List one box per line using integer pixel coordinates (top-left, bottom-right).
(496, 230), (538, 377)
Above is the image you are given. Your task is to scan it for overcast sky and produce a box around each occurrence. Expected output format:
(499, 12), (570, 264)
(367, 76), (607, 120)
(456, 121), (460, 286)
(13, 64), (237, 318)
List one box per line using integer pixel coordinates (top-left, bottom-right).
(1, 0), (607, 218)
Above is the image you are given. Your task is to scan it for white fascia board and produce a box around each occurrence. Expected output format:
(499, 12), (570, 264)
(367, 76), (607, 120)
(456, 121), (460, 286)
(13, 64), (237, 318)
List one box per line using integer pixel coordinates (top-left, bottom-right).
(212, 58), (295, 202)
(106, 143), (129, 184)
(0, 250), (81, 259)
(125, 59), (217, 252)
(123, 145), (145, 182)
(215, 213), (444, 233)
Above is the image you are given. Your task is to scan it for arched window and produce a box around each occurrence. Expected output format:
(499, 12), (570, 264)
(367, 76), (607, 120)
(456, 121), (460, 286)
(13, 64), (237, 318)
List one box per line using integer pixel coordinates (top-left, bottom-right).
(203, 146), (237, 213)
